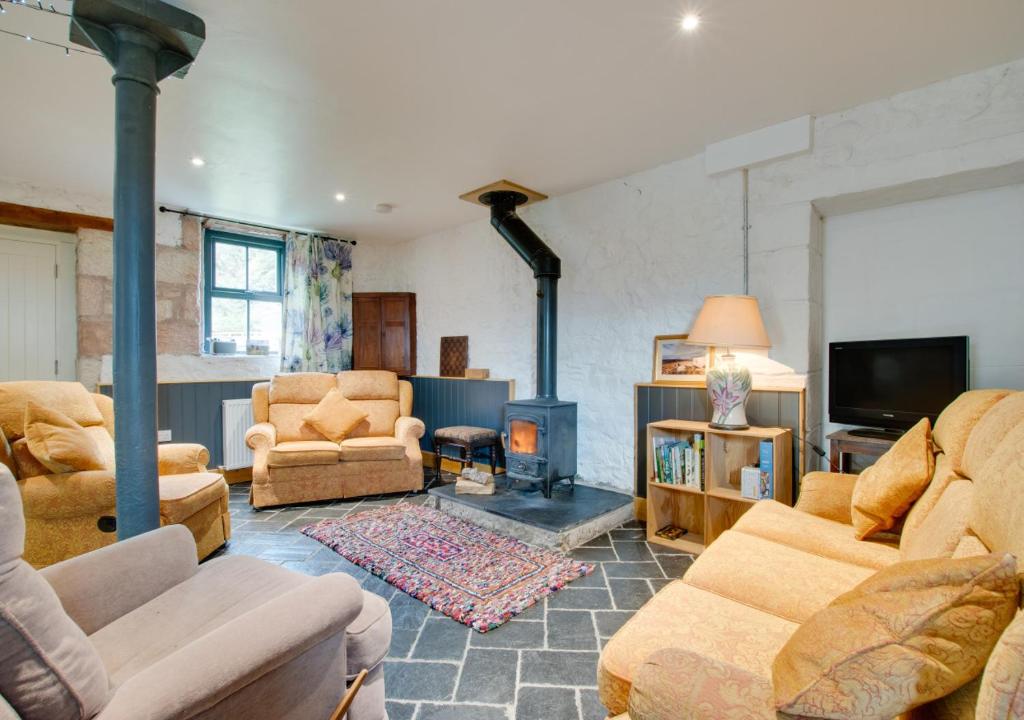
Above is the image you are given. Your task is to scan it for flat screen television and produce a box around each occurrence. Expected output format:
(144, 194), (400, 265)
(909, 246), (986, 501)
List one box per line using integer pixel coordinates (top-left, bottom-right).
(829, 336), (969, 433)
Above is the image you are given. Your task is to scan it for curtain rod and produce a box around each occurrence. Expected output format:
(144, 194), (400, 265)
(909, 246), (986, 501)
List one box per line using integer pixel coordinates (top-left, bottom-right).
(158, 206), (357, 245)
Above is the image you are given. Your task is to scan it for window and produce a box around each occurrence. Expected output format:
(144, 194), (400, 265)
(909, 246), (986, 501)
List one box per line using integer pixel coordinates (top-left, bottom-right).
(203, 230), (284, 354)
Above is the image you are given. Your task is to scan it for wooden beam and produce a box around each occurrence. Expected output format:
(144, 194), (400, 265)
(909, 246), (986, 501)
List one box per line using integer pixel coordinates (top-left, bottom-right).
(0, 202), (113, 233)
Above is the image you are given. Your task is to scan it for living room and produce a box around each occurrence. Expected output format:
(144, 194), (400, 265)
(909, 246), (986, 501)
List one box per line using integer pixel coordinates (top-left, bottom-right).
(2, 2), (1024, 719)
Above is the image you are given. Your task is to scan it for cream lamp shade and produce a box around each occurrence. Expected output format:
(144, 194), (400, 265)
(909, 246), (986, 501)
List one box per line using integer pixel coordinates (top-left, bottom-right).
(686, 295), (771, 349)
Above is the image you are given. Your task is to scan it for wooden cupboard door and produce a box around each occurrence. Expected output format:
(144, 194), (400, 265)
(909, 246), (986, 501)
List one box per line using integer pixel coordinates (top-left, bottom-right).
(353, 296), (382, 370)
(380, 295), (410, 374)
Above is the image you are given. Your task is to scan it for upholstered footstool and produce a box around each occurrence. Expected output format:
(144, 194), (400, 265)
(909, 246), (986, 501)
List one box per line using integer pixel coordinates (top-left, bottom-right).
(432, 426), (501, 479)
(158, 472), (232, 560)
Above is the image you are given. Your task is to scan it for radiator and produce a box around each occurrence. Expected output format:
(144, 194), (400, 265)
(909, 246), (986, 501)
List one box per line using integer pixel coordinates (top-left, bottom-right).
(222, 399), (255, 470)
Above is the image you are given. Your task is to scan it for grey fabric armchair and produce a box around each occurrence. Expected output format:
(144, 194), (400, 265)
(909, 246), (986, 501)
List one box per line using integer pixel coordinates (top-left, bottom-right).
(0, 466), (391, 720)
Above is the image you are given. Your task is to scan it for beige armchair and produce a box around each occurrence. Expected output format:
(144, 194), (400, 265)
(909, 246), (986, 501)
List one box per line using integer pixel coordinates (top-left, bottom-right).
(0, 465), (392, 720)
(246, 371), (425, 508)
(0, 381), (230, 567)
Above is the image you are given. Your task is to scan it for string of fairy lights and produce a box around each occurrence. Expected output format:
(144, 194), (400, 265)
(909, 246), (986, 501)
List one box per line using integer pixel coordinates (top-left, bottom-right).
(0, 0), (103, 58)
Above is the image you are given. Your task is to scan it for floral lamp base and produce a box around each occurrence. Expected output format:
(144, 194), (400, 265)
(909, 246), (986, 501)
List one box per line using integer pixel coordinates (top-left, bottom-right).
(706, 359), (752, 430)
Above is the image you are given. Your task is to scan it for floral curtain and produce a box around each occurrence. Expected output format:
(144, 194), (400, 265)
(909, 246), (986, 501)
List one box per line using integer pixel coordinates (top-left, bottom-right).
(281, 232), (354, 372)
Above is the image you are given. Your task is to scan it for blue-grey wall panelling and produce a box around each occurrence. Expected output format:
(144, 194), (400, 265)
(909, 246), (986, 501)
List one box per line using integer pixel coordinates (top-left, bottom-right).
(100, 380), (263, 468)
(408, 377), (512, 464)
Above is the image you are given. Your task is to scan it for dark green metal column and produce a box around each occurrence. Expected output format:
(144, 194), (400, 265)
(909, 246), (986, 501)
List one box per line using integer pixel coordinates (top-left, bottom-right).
(71, 0), (205, 540)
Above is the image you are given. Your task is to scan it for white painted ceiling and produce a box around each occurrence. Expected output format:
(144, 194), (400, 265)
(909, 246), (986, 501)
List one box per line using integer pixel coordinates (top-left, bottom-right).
(2, 0), (1023, 243)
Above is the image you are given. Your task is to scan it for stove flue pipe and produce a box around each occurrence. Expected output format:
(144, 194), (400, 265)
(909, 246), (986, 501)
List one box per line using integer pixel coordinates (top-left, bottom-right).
(480, 190), (560, 401)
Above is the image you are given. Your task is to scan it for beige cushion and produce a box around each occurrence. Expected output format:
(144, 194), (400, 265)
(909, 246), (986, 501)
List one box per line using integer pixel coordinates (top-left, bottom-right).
(961, 391), (1024, 480)
(268, 373), (337, 404)
(0, 381), (105, 440)
(337, 370), (399, 401)
(83, 425), (115, 471)
(851, 418), (935, 539)
(0, 466), (110, 718)
(933, 389), (1014, 475)
(89, 554), (309, 687)
(970, 421), (1024, 560)
(683, 531), (873, 623)
(269, 403), (328, 443)
(598, 580), (797, 716)
(345, 399), (400, 438)
(303, 389), (369, 442)
(267, 441), (340, 468)
(10, 438), (50, 478)
(953, 533), (991, 558)
(731, 500), (899, 570)
(899, 479), (974, 561)
(339, 437), (406, 462)
(345, 591), (391, 680)
(773, 553), (1020, 720)
(158, 472), (228, 525)
(976, 610), (1024, 720)
(24, 402), (107, 474)
(435, 426), (500, 445)
(901, 452), (958, 545)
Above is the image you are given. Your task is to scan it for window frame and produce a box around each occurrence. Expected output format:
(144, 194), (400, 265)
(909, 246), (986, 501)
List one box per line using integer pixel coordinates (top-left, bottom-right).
(202, 229), (285, 354)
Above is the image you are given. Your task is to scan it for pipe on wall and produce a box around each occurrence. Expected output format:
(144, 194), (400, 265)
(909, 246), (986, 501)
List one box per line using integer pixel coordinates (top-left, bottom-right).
(482, 191), (561, 400)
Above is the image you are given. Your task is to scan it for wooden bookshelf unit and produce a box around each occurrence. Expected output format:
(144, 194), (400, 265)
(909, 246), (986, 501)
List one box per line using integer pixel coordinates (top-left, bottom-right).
(645, 420), (792, 555)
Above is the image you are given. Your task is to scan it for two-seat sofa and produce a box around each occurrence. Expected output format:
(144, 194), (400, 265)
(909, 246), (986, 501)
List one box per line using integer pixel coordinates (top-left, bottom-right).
(600, 388), (1024, 719)
(0, 381), (230, 567)
(246, 370), (425, 508)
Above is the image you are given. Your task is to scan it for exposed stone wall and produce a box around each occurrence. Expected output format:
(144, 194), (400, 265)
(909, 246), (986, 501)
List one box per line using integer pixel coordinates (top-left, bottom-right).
(75, 212), (204, 389)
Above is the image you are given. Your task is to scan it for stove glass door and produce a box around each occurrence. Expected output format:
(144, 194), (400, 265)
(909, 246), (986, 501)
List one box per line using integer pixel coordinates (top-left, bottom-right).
(509, 419), (539, 455)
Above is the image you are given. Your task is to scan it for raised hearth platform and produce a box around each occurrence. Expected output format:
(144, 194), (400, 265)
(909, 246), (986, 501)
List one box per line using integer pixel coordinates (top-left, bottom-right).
(428, 482), (633, 551)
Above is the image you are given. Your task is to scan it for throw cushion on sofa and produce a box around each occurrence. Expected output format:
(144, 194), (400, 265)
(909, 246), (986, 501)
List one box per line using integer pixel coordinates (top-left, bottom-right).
(303, 388), (369, 442)
(975, 610), (1024, 720)
(851, 417), (934, 540)
(23, 402), (107, 474)
(773, 553), (1019, 720)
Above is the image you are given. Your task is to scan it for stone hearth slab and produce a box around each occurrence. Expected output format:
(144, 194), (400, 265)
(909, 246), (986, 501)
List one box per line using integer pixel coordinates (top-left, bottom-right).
(428, 483), (633, 551)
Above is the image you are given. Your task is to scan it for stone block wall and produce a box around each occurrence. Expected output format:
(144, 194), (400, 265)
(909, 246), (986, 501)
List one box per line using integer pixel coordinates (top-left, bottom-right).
(76, 212), (204, 389)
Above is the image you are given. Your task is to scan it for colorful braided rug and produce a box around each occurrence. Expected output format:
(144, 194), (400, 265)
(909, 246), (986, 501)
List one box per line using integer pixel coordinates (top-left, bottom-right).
(301, 504), (593, 632)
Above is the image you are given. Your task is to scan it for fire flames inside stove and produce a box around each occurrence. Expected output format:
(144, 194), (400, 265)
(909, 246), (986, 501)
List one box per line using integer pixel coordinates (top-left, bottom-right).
(509, 419), (538, 455)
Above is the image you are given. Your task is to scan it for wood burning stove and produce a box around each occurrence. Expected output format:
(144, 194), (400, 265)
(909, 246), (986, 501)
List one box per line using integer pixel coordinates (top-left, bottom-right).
(504, 399), (577, 498)
(460, 181), (578, 498)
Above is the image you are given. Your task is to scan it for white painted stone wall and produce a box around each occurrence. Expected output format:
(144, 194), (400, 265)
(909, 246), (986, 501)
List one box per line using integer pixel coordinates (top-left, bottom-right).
(823, 183), (1024, 440)
(374, 58), (1024, 491)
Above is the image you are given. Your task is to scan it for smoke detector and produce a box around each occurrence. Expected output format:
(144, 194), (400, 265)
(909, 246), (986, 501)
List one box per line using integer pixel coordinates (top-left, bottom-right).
(375, 203), (394, 214)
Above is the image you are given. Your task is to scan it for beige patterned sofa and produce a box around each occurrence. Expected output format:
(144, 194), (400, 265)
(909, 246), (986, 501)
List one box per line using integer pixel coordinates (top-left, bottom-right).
(601, 389), (1024, 719)
(246, 370), (425, 508)
(0, 381), (230, 568)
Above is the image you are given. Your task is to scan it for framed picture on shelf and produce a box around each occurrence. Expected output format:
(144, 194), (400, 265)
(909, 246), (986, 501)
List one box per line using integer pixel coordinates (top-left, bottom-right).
(652, 334), (711, 385)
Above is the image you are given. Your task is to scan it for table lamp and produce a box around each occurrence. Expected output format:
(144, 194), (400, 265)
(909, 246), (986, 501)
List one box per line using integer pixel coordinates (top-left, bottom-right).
(686, 295), (771, 429)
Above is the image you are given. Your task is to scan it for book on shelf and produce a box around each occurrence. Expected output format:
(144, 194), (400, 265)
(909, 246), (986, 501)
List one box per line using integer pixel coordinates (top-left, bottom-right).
(655, 525), (688, 540)
(652, 436), (690, 485)
(758, 439), (774, 500)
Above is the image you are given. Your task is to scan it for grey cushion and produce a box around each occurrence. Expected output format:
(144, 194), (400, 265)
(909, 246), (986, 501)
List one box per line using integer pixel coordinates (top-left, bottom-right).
(344, 591), (391, 680)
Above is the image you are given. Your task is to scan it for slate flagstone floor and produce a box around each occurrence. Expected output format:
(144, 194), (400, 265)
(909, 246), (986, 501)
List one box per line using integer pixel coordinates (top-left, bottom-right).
(214, 476), (694, 720)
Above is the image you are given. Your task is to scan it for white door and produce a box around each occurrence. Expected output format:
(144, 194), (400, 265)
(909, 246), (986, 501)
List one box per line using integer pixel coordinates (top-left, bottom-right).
(0, 227), (76, 381)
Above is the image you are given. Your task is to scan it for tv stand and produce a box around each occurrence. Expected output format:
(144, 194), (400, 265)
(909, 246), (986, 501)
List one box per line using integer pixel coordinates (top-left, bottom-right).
(848, 427), (906, 441)
(826, 429), (901, 473)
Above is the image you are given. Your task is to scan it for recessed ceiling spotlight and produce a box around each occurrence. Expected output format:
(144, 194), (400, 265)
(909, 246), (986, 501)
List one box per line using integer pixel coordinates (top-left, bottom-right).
(335, 192), (346, 202)
(190, 156), (205, 167)
(681, 13), (700, 32)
